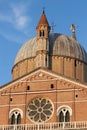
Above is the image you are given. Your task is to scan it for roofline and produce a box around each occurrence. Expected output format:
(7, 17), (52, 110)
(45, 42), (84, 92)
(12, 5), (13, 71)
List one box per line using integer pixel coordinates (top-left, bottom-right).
(12, 54), (87, 72)
(0, 67), (87, 91)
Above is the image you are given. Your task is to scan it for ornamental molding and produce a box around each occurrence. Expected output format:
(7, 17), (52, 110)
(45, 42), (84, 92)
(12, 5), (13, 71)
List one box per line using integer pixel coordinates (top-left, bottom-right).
(0, 68), (87, 92)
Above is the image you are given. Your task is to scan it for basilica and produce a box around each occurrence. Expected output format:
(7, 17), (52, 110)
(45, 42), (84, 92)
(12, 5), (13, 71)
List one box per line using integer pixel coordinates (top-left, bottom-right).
(0, 11), (87, 130)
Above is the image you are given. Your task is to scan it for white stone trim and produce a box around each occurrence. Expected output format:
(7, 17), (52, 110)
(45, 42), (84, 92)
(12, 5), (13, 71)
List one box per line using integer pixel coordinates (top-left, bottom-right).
(0, 104), (25, 108)
(1, 88), (79, 96)
(1, 99), (87, 108)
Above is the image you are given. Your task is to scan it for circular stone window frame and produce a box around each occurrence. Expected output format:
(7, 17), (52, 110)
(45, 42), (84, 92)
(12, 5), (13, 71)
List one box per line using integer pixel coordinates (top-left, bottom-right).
(27, 97), (54, 124)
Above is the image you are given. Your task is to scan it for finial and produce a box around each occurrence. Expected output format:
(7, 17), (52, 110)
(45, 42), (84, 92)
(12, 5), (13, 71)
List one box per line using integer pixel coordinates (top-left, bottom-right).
(71, 24), (75, 32)
(70, 24), (76, 40)
(42, 7), (45, 14)
(51, 22), (56, 33)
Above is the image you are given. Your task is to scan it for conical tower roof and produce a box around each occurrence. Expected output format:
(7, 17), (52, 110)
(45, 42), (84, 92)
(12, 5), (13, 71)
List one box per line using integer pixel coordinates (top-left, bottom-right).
(36, 11), (50, 28)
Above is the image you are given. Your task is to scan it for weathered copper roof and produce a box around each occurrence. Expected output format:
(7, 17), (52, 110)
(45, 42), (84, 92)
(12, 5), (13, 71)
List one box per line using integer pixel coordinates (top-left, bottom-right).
(14, 33), (87, 65)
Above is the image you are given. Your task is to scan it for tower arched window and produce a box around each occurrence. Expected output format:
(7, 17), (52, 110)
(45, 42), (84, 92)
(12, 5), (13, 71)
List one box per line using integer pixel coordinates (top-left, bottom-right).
(40, 30), (44, 37)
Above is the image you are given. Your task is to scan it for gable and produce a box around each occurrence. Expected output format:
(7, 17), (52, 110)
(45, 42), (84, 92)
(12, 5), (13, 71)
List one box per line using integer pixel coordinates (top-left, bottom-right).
(0, 68), (87, 95)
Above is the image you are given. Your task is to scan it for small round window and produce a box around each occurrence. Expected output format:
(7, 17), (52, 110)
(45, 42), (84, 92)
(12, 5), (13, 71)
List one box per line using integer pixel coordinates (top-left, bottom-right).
(27, 97), (54, 123)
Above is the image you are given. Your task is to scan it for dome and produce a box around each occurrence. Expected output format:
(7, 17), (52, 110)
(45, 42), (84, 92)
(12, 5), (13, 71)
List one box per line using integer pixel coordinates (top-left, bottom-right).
(14, 37), (37, 65)
(49, 33), (87, 62)
(14, 33), (87, 65)
(12, 11), (87, 82)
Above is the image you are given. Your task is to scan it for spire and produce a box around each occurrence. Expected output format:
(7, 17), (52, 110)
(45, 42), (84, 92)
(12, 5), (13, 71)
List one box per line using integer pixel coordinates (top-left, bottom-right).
(71, 24), (77, 40)
(36, 10), (50, 38)
(36, 10), (50, 29)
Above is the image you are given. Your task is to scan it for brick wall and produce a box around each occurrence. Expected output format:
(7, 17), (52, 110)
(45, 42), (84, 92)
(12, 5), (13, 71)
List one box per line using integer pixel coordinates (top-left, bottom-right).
(0, 73), (87, 125)
(12, 56), (87, 82)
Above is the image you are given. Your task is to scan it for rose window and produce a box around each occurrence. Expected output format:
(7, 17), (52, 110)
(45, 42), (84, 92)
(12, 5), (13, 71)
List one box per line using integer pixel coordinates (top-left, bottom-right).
(27, 97), (53, 123)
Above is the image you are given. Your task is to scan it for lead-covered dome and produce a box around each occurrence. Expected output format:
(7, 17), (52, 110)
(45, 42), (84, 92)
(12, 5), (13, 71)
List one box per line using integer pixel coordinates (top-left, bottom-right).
(12, 11), (87, 82)
(49, 33), (87, 62)
(14, 37), (36, 65)
(14, 33), (87, 65)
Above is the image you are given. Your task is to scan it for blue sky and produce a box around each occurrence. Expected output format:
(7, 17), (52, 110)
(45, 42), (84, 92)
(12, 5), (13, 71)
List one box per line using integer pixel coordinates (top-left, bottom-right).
(0, 0), (87, 86)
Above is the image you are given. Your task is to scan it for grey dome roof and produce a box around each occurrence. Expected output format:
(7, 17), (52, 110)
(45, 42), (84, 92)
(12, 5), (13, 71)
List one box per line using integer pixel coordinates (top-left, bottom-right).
(49, 33), (87, 62)
(14, 33), (87, 65)
(14, 37), (36, 65)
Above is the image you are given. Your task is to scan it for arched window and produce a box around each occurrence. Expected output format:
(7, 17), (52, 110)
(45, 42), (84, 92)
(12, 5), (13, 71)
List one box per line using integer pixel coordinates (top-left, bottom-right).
(59, 111), (64, 122)
(59, 109), (70, 122)
(65, 111), (70, 122)
(57, 105), (72, 122)
(9, 109), (23, 125)
(40, 30), (44, 37)
(10, 112), (21, 125)
(17, 113), (21, 124)
(11, 114), (15, 124)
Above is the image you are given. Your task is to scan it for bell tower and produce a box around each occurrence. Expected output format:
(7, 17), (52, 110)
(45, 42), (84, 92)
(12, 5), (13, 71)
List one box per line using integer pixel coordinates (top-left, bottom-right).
(36, 10), (50, 68)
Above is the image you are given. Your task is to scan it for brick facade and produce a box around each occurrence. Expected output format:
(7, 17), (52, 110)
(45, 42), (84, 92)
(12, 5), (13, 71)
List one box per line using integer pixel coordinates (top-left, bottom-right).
(0, 69), (87, 125)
